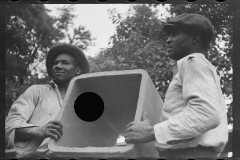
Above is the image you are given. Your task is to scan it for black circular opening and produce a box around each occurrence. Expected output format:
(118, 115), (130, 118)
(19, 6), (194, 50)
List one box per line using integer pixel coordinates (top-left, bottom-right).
(74, 92), (104, 122)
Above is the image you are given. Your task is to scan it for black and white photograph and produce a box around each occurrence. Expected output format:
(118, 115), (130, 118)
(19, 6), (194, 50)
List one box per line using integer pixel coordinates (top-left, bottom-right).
(3, 1), (240, 159)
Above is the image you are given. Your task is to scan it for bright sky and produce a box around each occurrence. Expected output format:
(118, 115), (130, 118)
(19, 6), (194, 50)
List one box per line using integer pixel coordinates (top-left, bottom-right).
(44, 4), (169, 57)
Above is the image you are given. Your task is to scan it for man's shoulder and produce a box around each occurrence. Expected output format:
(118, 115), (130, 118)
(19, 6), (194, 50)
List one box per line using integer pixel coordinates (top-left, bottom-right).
(24, 84), (51, 94)
(184, 53), (205, 61)
(179, 53), (210, 67)
(177, 53), (215, 76)
(28, 84), (50, 89)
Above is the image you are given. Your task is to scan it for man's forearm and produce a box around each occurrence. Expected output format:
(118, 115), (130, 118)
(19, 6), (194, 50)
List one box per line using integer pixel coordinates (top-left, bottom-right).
(149, 126), (156, 142)
(15, 127), (39, 142)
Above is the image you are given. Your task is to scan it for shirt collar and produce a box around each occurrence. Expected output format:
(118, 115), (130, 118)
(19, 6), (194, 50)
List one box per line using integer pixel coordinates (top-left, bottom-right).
(176, 53), (205, 69)
(49, 80), (58, 89)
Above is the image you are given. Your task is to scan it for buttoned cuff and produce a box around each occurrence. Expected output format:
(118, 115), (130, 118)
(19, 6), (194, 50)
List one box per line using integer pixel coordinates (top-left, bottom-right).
(153, 120), (190, 151)
(154, 120), (170, 145)
(15, 138), (44, 156)
(9, 125), (42, 156)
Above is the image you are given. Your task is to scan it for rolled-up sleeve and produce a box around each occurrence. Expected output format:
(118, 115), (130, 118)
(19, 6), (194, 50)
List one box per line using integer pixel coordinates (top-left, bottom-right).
(5, 85), (40, 150)
(154, 57), (221, 148)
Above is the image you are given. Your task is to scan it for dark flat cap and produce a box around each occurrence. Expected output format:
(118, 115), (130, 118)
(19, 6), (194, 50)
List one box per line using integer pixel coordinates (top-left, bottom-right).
(163, 13), (215, 41)
(46, 44), (90, 77)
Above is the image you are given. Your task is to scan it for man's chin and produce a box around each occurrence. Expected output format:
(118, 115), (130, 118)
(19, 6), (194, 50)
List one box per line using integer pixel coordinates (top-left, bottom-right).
(168, 52), (185, 61)
(168, 53), (178, 60)
(53, 76), (62, 81)
(53, 78), (68, 84)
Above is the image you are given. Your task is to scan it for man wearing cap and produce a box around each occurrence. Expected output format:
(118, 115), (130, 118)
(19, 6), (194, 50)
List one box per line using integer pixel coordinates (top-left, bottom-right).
(124, 13), (228, 157)
(5, 44), (90, 157)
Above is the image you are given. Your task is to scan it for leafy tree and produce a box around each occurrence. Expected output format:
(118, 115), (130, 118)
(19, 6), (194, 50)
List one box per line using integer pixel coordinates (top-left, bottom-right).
(68, 26), (95, 50)
(5, 4), (94, 116)
(90, 5), (174, 99)
(6, 4), (61, 85)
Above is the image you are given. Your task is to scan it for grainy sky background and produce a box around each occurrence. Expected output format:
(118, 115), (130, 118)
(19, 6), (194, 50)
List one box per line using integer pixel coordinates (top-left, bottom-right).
(44, 4), (169, 57)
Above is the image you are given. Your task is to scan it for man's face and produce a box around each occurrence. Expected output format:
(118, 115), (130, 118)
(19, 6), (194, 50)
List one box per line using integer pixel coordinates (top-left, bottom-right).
(52, 53), (80, 84)
(166, 29), (193, 60)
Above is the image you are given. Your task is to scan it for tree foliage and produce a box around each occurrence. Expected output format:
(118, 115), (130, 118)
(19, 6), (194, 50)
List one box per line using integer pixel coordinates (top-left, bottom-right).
(5, 4), (94, 116)
(90, 5), (175, 99)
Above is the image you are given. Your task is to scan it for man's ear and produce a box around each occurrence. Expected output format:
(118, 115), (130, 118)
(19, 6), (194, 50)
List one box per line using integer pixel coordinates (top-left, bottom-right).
(191, 36), (200, 45)
(75, 67), (82, 75)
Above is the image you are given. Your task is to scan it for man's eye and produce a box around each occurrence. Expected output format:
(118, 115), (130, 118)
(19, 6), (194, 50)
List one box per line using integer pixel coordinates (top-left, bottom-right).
(170, 31), (180, 36)
(171, 32), (178, 36)
(62, 61), (70, 64)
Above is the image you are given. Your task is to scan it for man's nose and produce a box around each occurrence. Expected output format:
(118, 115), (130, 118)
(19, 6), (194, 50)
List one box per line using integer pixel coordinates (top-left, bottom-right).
(55, 63), (62, 69)
(166, 37), (172, 45)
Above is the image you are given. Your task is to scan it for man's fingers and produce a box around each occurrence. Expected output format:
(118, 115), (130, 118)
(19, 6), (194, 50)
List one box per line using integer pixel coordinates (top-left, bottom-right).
(124, 126), (134, 134)
(143, 112), (148, 121)
(125, 136), (136, 144)
(124, 132), (131, 143)
(48, 128), (62, 140)
(125, 137), (131, 143)
(47, 132), (59, 141)
(52, 128), (62, 139)
(46, 122), (63, 136)
(50, 121), (63, 128)
(49, 124), (63, 136)
(126, 122), (135, 128)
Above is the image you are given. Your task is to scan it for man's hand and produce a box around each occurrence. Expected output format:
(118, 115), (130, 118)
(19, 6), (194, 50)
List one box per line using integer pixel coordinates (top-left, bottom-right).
(124, 112), (155, 144)
(15, 120), (63, 142)
(32, 120), (63, 141)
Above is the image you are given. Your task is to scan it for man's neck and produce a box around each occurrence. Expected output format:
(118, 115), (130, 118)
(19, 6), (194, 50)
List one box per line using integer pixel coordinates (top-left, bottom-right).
(55, 81), (70, 98)
(188, 45), (207, 55)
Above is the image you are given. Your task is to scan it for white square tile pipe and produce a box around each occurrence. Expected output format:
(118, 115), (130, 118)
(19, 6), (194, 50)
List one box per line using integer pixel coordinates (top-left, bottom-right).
(48, 69), (163, 157)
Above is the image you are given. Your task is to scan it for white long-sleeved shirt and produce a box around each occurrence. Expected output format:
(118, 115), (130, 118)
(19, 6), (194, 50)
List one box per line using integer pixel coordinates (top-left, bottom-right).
(154, 53), (228, 155)
(5, 81), (63, 157)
